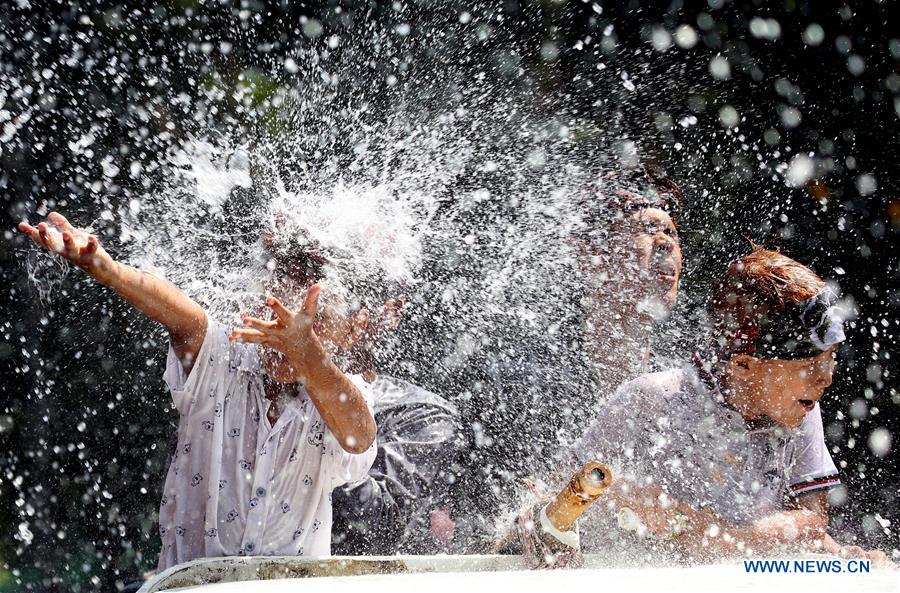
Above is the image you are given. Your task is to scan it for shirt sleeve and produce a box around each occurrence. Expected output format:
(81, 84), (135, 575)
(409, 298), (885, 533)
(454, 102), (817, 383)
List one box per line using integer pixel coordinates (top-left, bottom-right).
(331, 401), (462, 555)
(162, 314), (229, 416)
(788, 404), (841, 497)
(324, 374), (378, 490)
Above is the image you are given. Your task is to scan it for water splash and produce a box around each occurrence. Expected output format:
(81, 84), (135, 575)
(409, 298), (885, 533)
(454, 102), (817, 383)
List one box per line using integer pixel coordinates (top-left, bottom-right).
(22, 245), (71, 307)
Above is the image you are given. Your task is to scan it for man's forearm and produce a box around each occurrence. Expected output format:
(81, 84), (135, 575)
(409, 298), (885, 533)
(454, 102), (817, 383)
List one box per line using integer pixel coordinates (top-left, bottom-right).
(606, 479), (827, 559)
(752, 509), (829, 546)
(97, 261), (206, 361)
(678, 508), (827, 558)
(19, 213), (206, 363)
(302, 360), (376, 454)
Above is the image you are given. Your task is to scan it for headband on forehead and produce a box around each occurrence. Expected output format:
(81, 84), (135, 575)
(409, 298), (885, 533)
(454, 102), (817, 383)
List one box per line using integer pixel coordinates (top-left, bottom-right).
(729, 289), (846, 360)
(593, 167), (683, 218)
(604, 187), (678, 213)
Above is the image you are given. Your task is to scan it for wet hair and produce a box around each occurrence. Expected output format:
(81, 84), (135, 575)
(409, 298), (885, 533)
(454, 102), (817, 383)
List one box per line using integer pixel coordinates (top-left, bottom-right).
(607, 165), (684, 222)
(708, 246), (827, 357)
(261, 229), (405, 318)
(576, 164), (683, 243)
(262, 231), (329, 287)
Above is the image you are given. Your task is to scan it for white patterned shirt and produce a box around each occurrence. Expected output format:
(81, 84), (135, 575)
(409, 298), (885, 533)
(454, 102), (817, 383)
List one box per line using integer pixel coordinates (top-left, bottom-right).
(157, 316), (376, 570)
(572, 364), (839, 556)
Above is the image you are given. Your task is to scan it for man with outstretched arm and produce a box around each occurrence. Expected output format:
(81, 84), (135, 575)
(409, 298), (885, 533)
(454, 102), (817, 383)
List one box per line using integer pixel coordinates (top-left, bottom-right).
(19, 212), (377, 568)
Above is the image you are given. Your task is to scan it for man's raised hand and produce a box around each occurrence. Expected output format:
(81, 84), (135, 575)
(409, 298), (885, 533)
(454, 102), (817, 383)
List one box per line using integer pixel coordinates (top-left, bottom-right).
(19, 212), (116, 282)
(19, 210), (208, 368)
(230, 284), (328, 378)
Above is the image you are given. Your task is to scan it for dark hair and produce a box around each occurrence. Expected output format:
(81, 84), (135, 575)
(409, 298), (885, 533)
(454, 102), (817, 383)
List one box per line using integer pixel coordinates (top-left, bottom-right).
(261, 229), (407, 320)
(261, 229), (329, 287)
(610, 165), (684, 222)
(574, 164), (683, 244)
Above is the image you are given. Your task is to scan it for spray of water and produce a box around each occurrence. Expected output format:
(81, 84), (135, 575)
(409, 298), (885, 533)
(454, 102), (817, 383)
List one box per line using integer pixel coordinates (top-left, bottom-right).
(22, 246), (71, 307)
(15, 10), (892, 580)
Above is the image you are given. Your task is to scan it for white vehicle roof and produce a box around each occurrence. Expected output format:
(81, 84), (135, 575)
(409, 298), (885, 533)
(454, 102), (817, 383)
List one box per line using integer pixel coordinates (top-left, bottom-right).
(138, 555), (898, 593)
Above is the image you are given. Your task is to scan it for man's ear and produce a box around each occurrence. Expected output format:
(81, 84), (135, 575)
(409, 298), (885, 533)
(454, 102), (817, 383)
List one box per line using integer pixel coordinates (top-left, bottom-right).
(728, 353), (756, 374)
(341, 308), (370, 349)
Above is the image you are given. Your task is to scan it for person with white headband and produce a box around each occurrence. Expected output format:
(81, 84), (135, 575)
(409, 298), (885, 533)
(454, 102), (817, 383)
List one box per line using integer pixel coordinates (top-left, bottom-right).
(567, 247), (891, 565)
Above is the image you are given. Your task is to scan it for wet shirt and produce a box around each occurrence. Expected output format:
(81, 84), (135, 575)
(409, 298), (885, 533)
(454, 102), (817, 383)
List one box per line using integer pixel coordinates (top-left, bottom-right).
(331, 376), (461, 555)
(572, 365), (839, 553)
(157, 316), (377, 570)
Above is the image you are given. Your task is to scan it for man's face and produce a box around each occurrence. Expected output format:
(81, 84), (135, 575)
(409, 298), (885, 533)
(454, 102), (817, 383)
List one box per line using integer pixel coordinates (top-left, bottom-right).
(735, 347), (837, 428)
(621, 208), (681, 310)
(256, 280), (360, 384)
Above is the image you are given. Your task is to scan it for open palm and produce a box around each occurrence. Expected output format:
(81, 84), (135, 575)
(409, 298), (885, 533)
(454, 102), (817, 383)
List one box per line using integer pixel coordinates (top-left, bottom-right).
(19, 212), (115, 280)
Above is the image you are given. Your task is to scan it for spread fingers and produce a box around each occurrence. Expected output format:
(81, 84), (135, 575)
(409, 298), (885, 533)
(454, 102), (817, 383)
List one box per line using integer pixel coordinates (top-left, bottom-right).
(241, 316), (279, 331)
(228, 328), (268, 344)
(48, 211), (75, 232)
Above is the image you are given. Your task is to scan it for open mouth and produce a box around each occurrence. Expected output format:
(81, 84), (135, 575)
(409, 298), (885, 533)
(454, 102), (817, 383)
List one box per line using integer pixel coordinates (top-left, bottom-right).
(798, 399), (816, 412)
(656, 272), (677, 283)
(650, 259), (677, 284)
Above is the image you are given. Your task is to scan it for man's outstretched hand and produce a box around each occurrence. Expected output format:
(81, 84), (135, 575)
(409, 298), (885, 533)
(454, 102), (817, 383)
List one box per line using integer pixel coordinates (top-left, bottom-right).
(821, 533), (896, 569)
(19, 212), (116, 283)
(230, 284), (328, 381)
(19, 210), (207, 367)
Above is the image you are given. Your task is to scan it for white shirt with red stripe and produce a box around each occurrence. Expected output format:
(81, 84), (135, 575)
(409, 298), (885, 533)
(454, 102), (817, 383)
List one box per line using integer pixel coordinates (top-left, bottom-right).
(572, 364), (839, 550)
(157, 316), (377, 571)
(788, 405), (841, 496)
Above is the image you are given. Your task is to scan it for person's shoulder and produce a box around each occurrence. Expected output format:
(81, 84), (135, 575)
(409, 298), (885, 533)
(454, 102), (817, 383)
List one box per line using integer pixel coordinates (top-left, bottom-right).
(372, 375), (458, 414)
(615, 367), (688, 400)
(598, 368), (688, 420)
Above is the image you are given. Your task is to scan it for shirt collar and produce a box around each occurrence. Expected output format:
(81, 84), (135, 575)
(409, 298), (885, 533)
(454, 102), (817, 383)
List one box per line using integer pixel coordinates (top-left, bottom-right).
(689, 352), (783, 434)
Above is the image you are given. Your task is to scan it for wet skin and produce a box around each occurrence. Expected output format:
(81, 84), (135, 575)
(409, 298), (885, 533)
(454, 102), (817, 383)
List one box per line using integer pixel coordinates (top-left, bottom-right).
(620, 207), (682, 311)
(246, 283), (367, 385)
(579, 206), (682, 316)
(725, 346), (838, 428)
